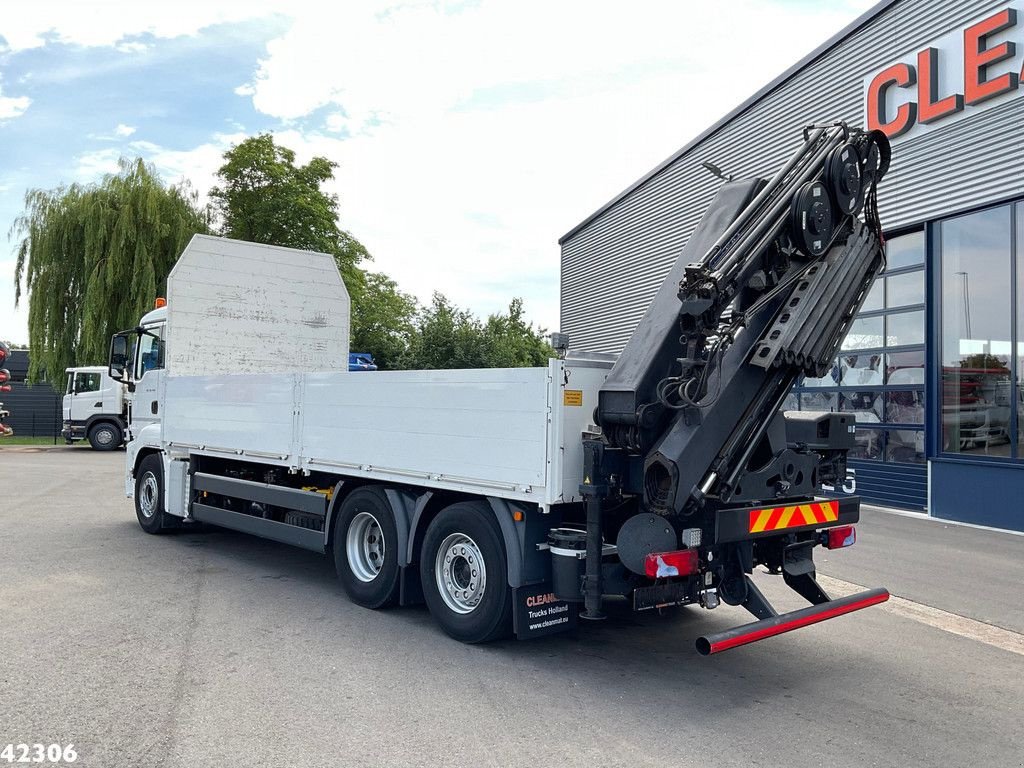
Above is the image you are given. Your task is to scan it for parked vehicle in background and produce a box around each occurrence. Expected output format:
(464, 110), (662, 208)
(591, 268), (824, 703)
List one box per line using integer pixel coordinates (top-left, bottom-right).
(348, 353), (377, 371)
(62, 366), (127, 450)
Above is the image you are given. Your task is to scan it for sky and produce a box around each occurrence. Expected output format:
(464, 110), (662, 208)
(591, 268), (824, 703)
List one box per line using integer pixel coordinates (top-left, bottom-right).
(0, 0), (877, 346)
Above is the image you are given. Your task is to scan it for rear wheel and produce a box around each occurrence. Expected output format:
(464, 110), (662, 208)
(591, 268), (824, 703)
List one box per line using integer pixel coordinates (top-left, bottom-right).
(333, 487), (401, 609)
(135, 454), (170, 535)
(420, 501), (512, 643)
(88, 422), (121, 451)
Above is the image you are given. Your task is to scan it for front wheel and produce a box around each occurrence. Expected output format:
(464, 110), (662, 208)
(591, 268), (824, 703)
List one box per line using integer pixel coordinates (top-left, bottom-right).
(420, 501), (512, 643)
(88, 422), (122, 451)
(135, 454), (170, 535)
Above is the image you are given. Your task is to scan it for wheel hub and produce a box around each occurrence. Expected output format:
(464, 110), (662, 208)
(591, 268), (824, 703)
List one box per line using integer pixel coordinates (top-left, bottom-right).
(139, 472), (158, 519)
(435, 533), (487, 614)
(346, 511), (385, 583)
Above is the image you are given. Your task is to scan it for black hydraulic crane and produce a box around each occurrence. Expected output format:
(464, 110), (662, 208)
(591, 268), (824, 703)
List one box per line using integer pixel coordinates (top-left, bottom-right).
(575, 123), (892, 653)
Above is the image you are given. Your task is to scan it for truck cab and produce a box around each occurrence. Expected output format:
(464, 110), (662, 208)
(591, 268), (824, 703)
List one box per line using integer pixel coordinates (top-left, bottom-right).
(128, 306), (167, 440)
(62, 366), (127, 450)
(106, 304), (167, 445)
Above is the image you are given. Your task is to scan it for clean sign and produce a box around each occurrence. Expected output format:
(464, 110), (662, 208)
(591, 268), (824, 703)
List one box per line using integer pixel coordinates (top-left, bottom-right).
(863, 3), (1024, 141)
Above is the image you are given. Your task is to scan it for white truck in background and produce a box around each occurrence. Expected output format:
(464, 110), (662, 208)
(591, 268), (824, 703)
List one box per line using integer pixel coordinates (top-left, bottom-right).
(62, 366), (128, 450)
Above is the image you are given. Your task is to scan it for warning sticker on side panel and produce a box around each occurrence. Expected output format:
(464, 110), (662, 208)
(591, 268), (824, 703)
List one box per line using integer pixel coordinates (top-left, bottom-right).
(563, 390), (583, 406)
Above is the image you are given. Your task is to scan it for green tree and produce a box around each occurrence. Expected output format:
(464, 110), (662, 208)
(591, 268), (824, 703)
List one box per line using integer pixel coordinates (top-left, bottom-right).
(209, 134), (554, 372)
(480, 297), (555, 368)
(211, 134), (416, 367)
(209, 134), (368, 271)
(403, 294), (553, 370)
(346, 270), (418, 370)
(12, 159), (210, 382)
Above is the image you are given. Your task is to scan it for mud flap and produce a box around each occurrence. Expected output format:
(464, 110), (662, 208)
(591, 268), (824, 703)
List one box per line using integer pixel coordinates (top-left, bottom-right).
(513, 582), (577, 639)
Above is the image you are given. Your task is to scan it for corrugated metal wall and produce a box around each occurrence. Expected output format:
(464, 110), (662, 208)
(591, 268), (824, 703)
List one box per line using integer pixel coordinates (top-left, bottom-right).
(561, 0), (1023, 353)
(0, 350), (62, 438)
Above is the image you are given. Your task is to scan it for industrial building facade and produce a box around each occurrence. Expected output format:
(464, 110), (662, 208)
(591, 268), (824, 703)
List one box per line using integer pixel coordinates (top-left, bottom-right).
(560, 0), (1024, 531)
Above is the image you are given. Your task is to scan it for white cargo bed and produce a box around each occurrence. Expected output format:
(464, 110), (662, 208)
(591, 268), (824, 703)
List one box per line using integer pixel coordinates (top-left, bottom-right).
(162, 359), (609, 507)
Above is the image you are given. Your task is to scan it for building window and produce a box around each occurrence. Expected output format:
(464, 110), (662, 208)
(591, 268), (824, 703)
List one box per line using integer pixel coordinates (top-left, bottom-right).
(939, 203), (1015, 458)
(790, 229), (925, 464)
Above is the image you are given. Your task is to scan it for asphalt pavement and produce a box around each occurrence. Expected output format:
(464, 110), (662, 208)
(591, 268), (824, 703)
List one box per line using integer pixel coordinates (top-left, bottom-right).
(1, 447), (1021, 768)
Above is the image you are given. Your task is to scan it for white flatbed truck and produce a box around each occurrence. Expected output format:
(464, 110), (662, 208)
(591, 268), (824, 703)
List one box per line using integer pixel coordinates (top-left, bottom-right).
(111, 235), (607, 642)
(111, 125), (893, 650)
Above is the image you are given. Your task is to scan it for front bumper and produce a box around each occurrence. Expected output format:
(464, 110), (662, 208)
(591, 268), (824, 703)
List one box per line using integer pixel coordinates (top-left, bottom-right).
(61, 421), (87, 440)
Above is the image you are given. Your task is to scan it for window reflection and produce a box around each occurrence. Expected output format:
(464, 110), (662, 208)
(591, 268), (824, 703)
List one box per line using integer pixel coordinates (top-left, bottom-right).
(1018, 204), (1024, 454)
(849, 428), (883, 460)
(886, 230), (925, 270)
(839, 353), (882, 385)
(840, 392), (883, 424)
(886, 270), (924, 308)
(886, 351), (924, 385)
(937, 205), (1011, 456)
(885, 390), (925, 424)
(885, 429), (925, 463)
(940, 205), (1012, 456)
(887, 310), (924, 347)
(801, 392), (837, 412)
(842, 316), (884, 350)
(861, 280), (883, 312)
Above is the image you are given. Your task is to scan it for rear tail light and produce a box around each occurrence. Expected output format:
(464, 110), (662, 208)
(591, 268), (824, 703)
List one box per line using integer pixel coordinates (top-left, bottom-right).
(644, 549), (699, 578)
(823, 525), (856, 549)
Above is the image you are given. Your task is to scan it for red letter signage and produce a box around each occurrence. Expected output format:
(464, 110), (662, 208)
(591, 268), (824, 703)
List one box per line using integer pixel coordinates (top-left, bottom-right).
(864, 3), (1022, 142)
(964, 8), (1019, 105)
(867, 63), (917, 138)
(918, 47), (964, 123)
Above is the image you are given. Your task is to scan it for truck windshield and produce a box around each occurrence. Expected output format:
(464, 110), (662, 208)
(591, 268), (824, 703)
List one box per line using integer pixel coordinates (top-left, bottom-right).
(136, 329), (165, 377)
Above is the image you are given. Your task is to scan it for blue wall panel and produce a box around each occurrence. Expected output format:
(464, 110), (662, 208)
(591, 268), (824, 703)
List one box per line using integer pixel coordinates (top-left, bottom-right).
(930, 459), (1024, 532)
(827, 459), (927, 511)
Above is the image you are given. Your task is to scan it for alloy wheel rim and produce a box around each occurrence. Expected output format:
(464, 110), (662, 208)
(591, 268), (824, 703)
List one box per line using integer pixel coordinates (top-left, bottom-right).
(346, 511), (385, 583)
(434, 532), (487, 614)
(139, 472), (158, 519)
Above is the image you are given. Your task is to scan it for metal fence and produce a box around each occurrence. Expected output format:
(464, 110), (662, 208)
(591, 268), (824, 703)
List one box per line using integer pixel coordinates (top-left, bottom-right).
(1, 350), (62, 441)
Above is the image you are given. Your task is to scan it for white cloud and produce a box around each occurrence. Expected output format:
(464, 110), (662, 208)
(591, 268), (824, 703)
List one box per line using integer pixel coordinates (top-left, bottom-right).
(115, 41), (150, 54)
(0, 78), (30, 120)
(73, 133), (246, 201)
(114, 123), (136, 137)
(231, 0), (876, 330)
(73, 148), (122, 179)
(324, 113), (347, 134)
(4, 0), (878, 338)
(0, 1), (283, 52)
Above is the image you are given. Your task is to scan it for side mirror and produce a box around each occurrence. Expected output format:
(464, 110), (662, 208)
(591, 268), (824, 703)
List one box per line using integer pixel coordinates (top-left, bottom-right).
(109, 333), (130, 385)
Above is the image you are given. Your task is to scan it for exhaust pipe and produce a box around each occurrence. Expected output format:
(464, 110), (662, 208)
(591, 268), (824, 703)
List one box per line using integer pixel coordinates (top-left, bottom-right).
(696, 587), (889, 655)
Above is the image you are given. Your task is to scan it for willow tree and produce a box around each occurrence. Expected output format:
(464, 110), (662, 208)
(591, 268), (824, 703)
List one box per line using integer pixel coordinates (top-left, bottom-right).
(12, 159), (210, 382)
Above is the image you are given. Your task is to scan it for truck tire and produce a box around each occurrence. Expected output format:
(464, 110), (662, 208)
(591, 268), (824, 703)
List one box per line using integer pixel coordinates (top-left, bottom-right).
(333, 487), (401, 609)
(135, 453), (171, 535)
(88, 422), (122, 451)
(419, 501), (512, 643)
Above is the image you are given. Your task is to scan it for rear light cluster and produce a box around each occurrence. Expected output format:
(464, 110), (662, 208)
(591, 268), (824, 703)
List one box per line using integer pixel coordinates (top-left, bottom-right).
(823, 525), (856, 549)
(644, 549), (699, 578)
